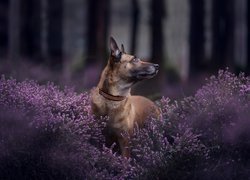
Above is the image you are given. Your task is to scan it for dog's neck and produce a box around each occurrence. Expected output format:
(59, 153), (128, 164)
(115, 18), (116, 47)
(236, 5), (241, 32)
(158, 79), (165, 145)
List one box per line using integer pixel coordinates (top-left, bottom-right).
(98, 88), (127, 101)
(97, 66), (132, 98)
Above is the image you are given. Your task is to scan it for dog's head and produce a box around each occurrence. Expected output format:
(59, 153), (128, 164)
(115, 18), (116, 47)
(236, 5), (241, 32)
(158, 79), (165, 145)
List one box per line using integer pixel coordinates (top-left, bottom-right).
(108, 37), (159, 83)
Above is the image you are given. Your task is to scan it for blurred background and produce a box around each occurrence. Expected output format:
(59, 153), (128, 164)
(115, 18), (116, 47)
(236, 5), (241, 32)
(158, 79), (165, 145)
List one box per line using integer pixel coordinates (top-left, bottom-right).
(0, 0), (249, 99)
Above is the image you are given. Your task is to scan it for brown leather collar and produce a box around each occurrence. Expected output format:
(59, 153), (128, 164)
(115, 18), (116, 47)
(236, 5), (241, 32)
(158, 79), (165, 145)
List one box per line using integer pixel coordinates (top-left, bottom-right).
(99, 88), (126, 101)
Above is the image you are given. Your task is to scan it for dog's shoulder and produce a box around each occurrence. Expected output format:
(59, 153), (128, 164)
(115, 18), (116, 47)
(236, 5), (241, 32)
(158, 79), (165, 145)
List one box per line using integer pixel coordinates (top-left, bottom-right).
(90, 87), (106, 116)
(90, 87), (99, 103)
(130, 95), (156, 108)
(129, 95), (161, 124)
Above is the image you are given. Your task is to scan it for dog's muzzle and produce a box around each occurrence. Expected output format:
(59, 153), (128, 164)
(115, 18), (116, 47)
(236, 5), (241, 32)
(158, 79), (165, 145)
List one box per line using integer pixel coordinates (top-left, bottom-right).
(136, 63), (159, 80)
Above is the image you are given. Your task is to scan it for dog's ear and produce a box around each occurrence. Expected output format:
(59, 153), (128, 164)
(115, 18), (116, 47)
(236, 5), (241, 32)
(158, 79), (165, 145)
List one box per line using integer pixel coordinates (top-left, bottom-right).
(121, 44), (126, 53)
(110, 37), (121, 61)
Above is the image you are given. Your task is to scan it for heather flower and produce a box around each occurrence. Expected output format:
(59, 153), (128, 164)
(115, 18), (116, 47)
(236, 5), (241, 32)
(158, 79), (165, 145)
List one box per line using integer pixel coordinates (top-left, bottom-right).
(0, 75), (134, 179)
(1, 69), (249, 179)
(129, 98), (208, 179)
(173, 70), (250, 179)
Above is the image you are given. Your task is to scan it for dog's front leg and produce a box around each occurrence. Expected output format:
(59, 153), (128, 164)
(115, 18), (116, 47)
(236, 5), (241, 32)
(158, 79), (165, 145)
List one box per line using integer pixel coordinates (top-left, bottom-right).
(118, 137), (130, 158)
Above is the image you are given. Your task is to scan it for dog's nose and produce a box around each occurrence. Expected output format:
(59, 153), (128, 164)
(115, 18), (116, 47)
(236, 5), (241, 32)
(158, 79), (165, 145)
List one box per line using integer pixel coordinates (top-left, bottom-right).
(154, 64), (159, 69)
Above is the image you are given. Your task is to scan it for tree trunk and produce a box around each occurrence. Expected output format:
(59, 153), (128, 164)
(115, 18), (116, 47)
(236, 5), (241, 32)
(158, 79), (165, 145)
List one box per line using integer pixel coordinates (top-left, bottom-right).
(20, 0), (41, 60)
(8, 0), (20, 62)
(211, 0), (234, 71)
(47, 0), (63, 69)
(189, 0), (205, 75)
(247, 0), (250, 73)
(86, 0), (110, 66)
(130, 0), (140, 54)
(0, 1), (8, 57)
(234, 0), (247, 72)
(151, 0), (165, 65)
(149, 0), (165, 94)
(41, 0), (49, 60)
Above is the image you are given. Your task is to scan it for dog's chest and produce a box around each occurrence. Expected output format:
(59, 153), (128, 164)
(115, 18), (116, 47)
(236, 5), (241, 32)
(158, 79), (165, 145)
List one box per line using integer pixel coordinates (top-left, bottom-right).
(104, 101), (134, 131)
(91, 91), (134, 131)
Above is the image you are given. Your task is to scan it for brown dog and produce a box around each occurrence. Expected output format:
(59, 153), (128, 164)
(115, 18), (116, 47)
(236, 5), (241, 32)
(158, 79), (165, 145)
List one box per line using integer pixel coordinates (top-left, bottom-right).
(91, 37), (160, 157)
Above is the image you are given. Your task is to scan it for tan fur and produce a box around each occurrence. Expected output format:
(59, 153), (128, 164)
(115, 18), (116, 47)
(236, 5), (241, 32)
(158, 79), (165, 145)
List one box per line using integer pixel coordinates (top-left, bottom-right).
(91, 37), (160, 157)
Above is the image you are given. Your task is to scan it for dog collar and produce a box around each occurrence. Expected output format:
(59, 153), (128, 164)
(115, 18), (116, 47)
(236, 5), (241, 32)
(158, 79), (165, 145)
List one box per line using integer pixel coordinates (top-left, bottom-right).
(99, 88), (126, 101)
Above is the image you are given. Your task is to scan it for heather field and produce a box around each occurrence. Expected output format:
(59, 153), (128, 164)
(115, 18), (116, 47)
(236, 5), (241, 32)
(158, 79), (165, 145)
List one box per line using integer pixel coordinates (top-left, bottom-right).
(0, 70), (250, 179)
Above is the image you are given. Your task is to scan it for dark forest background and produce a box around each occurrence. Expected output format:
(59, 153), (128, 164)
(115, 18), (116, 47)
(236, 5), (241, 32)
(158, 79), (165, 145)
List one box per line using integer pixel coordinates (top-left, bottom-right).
(0, 0), (250, 99)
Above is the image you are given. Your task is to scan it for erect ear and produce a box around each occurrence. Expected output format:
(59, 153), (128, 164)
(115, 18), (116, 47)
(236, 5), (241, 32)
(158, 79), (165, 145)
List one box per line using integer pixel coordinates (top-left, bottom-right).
(121, 44), (125, 53)
(110, 37), (121, 60)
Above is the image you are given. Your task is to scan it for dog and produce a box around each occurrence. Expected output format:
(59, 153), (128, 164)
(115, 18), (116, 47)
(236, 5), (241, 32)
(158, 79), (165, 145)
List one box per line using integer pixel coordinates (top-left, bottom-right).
(91, 37), (161, 157)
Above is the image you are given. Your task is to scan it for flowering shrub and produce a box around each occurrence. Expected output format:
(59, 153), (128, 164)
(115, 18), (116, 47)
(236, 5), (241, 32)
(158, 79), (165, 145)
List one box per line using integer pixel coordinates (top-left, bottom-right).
(130, 116), (207, 179)
(0, 69), (250, 179)
(173, 70), (250, 179)
(0, 76), (134, 179)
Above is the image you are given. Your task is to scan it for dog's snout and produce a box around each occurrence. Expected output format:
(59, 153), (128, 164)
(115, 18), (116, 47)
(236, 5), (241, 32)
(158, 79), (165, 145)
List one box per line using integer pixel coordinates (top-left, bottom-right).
(154, 64), (159, 69)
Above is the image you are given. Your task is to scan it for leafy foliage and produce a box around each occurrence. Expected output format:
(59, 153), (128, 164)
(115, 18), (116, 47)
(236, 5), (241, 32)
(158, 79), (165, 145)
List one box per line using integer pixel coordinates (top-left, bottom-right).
(0, 70), (250, 179)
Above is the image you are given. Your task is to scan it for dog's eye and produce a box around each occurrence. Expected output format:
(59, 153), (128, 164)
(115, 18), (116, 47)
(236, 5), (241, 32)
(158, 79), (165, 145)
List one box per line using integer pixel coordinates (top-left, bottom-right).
(131, 58), (139, 63)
